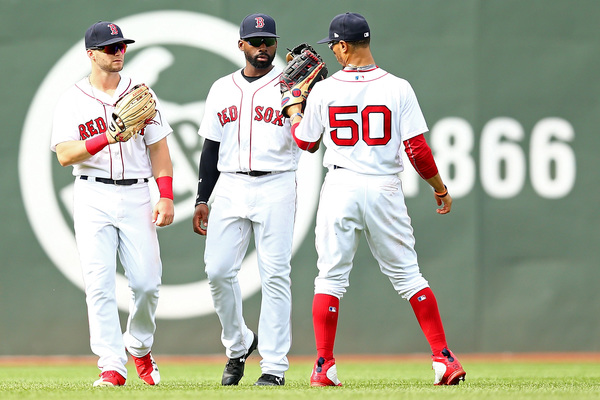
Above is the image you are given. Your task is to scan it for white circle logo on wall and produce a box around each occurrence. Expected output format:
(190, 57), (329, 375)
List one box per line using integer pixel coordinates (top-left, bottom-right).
(19, 10), (321, 319)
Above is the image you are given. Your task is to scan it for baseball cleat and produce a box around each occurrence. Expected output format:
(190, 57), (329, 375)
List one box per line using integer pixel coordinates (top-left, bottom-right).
(254, 373), (285, 386)
(310, 357), (342, 387)
(93, 370), (126, 387)
(432, 348), (466, 385)
(131, 351), (160, 385)
(221, 332), (258, 385)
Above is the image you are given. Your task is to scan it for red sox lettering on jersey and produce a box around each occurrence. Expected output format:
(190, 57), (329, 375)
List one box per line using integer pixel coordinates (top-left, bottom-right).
(78, 116), (146, 139)
(200, 67), (299, 173)
(217, 105), (284, 127)
(51, 75), (169, 180)
(79, 117), (107, 139)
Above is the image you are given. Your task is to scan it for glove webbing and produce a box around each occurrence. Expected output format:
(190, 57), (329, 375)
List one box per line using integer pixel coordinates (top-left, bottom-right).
(281, 52), (321, 91)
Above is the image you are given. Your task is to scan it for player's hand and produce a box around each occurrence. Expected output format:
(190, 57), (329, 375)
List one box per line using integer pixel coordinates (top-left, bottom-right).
(192, 203), (209, 236)
(434, 192), (452, 215)
(153, 198), (174, 226)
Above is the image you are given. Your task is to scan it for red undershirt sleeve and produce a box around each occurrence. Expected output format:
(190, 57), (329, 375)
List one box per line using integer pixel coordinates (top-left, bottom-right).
(403, 134), (439, 179)
(291, 122), (318, 151)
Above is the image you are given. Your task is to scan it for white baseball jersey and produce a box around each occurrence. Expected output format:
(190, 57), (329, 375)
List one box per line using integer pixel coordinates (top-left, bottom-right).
(295, 66), (428, 175)
(197, 65), (299, 376)
(50, 75), (171, 377)
(51, 76), (172, 178)
(299, 66), (431, 300)
(198, 67), (301, 172)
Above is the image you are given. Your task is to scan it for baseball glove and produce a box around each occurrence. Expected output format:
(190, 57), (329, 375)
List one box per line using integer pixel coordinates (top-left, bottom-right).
(280, 43), (328, 117)
(108, 84), (157, 142)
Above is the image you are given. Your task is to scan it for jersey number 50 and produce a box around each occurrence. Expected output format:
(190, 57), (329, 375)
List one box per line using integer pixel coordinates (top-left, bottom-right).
(329, 105), (392, 146)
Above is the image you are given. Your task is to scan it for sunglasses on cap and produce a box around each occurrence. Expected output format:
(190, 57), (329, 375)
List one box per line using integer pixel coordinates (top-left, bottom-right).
(246, 37), (277, 47)
(92, 42), (127, 54)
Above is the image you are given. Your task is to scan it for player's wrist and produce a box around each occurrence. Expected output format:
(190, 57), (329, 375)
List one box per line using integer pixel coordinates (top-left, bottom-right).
(434, 185), (448, 198)
(156, 176), (174, 200)
(290, 112), (303, 125)
(85, 133), (110, 155)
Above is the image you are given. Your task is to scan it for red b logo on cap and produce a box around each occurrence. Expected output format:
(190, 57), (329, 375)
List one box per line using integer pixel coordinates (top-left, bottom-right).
(255, 17), (265, 28)
(108, 23), (119, 35)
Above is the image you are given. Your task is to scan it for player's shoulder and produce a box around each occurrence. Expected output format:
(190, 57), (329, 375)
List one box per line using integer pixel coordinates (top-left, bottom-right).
(58, 77), (90, 101)
(121, 75), (156, 93)
(209, 69), (241, 88)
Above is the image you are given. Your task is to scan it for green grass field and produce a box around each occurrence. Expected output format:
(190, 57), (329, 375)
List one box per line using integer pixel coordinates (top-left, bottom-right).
(1, 356), (599, 399)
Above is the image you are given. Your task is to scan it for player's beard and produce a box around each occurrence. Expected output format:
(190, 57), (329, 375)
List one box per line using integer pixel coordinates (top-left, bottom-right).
(246, 52), (274, 70)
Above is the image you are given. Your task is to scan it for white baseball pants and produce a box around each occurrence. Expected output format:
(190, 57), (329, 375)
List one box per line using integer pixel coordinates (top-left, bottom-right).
(73, 178), (162, 377)
(204, 171), (296, 377)
(314, 168), (429, 300)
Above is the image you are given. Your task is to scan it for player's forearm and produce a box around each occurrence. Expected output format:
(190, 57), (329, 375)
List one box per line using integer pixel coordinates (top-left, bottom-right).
(196, 139), (220, 205)
(148, 138), (173, 179)
(291, 119), (319, 152)
(424, 173), (447, 195)
(148, 138), (174, 200)
(403, 134), (438, 180)
(55, 136), (103, 166)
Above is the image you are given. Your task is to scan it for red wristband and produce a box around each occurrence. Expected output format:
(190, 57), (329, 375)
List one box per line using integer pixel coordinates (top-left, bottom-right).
(85, 134), (109, 155)
(156, 176), (174, 200)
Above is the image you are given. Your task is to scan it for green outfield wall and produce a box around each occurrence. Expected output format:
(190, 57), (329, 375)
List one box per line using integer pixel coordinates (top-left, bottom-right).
(1, 0), (599, 356)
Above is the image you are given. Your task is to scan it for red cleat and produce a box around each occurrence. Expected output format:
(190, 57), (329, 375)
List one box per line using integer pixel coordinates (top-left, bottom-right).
(93, 370), (126, 387)
(131, 352), (160, 385)
(432, 348), (466, 385)
(310, 357), (342, 387)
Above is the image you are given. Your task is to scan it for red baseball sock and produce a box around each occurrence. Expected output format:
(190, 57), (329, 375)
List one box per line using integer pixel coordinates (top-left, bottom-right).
(409, 287), (448, 356)
(312, 293), (340, 361)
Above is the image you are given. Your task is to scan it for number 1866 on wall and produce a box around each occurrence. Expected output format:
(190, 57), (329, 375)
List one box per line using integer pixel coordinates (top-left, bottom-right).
(401, 117), (576, 199)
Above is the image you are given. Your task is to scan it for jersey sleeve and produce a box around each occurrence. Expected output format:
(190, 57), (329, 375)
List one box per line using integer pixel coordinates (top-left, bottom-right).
(293, 84), (325, 143)
(50, 90), (80, 152)
(399, 81), (428, 141)
(142, 87), (173, 146)
(197, 83), (223, 142)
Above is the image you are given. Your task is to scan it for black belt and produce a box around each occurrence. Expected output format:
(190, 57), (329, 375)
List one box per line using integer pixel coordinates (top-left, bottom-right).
(236, 171), (273, 177)
(80, 175), (149, 185)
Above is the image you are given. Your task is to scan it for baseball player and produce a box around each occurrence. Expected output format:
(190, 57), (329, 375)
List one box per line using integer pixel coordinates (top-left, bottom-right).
(191, 13), (300, 386)
(286, 12), (466, 386)
(50, 21), (174, 387)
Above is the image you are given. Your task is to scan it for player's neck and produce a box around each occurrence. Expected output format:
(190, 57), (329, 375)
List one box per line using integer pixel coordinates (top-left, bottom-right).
(344, 56), (375, 69)
(89, 71), (121, 95)
(243, 64), (274, 78)
(341, 48), (375, 69)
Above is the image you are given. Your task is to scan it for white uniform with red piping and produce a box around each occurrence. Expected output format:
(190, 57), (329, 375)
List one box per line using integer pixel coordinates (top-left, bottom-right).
(198, 66), (300, 376)
(294, 66), (431, 299)
(50, 75), (172, 377)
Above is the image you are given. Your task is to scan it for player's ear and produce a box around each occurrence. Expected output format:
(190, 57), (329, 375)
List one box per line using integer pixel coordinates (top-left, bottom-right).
(238, 40), (245, 51)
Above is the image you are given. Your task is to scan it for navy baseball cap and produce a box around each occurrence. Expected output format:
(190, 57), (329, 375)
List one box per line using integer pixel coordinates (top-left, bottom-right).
(85, 21), (135, 49)
(239, 13), (279, 39)
(317, 12), (370, 44)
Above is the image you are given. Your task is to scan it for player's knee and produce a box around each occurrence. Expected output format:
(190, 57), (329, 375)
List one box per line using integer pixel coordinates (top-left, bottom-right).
(205, 264), (236, 285)
(129, 278), (160, 298)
